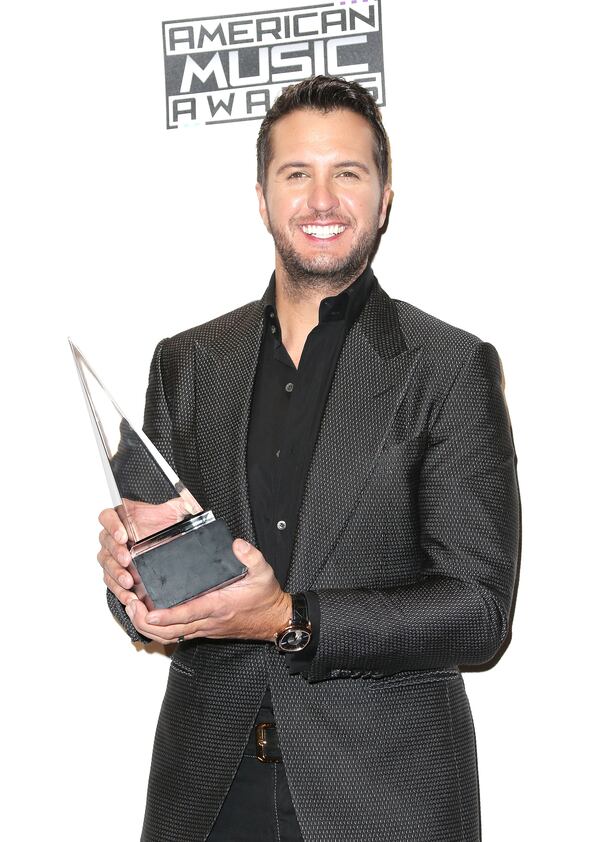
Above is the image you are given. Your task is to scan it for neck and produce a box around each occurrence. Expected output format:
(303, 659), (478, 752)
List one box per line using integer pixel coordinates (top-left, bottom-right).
(272, 257), (366, 367)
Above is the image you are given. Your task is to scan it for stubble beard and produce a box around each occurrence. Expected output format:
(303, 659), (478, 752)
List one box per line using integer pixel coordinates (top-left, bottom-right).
(268, 211), (381, 299)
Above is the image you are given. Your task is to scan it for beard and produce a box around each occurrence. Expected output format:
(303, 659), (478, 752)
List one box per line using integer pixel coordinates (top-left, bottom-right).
(267, 210), (381, 298)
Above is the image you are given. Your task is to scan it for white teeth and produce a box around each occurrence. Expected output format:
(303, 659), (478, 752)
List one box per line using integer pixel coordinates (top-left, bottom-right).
(301, 224), (346, 239)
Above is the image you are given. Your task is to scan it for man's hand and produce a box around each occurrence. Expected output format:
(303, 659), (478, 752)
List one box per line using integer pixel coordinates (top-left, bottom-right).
(97, 509), (292, 645)
(98, 507), (136, 607)
(124, 539), (292, 645)
(97, 499), (192, 608)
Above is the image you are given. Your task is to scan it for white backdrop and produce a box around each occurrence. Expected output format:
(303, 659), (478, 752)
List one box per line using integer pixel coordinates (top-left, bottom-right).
(3, 1), (599, 839)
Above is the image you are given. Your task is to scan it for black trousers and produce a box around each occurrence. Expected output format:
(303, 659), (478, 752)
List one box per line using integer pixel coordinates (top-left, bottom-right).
(207, 725), (304, 842)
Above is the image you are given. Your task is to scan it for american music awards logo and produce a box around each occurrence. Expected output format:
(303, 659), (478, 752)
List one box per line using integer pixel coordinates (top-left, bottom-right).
(162, 0), (385, 128)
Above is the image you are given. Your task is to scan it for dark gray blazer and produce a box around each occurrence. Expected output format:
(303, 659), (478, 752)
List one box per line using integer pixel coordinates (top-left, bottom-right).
(108, 279), (520, 842)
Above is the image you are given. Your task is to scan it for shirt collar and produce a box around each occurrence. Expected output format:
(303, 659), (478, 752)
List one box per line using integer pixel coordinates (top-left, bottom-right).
(262, 265), (375, 330)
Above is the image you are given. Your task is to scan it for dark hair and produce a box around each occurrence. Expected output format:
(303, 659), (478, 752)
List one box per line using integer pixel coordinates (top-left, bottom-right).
(256, 75), (390, 188)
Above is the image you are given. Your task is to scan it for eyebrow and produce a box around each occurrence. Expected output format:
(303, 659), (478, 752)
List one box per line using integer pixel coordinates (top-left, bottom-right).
(275, 160), (371, 177)
(335, 160), (371, 174)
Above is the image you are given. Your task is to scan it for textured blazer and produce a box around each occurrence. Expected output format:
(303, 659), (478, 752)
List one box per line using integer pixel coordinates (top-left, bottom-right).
(108, 279), (520, 842)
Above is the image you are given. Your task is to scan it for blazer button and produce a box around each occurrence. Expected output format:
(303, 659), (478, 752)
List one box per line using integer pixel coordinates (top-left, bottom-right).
(276, 520), (287, 530)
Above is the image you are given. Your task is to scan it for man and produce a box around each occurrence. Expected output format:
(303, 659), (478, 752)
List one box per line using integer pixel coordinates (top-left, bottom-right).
(98, 76), (520, 841)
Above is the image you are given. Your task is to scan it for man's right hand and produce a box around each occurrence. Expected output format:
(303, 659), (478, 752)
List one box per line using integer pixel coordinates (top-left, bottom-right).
(98, 508), (136, 607)
(98, 498), (200, 607)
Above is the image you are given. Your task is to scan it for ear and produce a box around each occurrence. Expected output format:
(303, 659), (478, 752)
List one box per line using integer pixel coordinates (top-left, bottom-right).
(378, 184), (393, 229)
(255, 182), (271, 233)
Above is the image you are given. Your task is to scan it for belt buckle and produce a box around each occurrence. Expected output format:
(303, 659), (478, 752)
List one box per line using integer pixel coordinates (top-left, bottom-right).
(255, 722), (281, 764)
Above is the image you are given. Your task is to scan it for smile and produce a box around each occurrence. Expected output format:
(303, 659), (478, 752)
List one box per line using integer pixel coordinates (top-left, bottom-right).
(301, 224), (347, 239)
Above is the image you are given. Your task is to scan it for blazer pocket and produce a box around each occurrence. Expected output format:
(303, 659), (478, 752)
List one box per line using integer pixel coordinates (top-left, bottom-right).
(380, 430), (428, 454)
(170, 641), (198, 677)
(366, 668), (460, 691)
(366, 432), (427, 498)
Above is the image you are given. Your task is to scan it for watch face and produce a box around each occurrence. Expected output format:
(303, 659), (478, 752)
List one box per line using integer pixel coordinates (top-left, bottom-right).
(279, 627), (311, 652)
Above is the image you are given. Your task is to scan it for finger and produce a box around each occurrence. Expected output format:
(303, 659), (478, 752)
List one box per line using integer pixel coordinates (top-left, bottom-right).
(98, 508), (128, 544)
(165, 496), (199, 519)
(101, 554), (136, 605)
(232, 539), (265, 570)
(98, 546), (134, 591)
(135, 615), (211, 644)
(125, 598), (154, 637)
(145, 592), (218, 627)
(125, 599), (204, 644)
(98, 529), (132, 568)
(104, 574), (134, 607)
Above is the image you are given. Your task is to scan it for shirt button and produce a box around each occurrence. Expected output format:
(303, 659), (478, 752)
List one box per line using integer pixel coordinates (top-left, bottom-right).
(285, 382), (294, 393)
(276, 520), (287, 531)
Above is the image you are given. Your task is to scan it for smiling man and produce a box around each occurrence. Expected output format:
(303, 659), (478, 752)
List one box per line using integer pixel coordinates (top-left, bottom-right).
(257, 106), (390, 298)
(98, 76), (520, 842)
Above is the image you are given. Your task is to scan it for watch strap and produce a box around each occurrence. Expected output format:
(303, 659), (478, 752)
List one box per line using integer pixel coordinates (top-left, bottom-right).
(274, 592), (312, 652)
(291, 592), (310, 627)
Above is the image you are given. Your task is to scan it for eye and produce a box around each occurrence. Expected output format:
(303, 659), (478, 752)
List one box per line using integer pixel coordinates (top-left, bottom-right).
(287, 171), (308, 180)
(337, 170), (360, 179)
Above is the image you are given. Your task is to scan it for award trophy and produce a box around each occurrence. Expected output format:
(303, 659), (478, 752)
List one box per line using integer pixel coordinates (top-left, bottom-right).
(69, 339), (247, 610)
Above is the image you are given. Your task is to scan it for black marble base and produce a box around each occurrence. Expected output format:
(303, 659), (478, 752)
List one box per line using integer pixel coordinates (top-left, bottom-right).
(132, 518), (246, 610)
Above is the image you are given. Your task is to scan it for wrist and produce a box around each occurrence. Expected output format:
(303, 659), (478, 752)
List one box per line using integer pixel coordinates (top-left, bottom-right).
(273, 592), (313, 652)
(269, 591), (292, 640)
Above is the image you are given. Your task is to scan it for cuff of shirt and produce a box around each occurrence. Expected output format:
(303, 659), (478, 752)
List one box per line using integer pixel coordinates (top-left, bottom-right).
(285, 590), (320, 675)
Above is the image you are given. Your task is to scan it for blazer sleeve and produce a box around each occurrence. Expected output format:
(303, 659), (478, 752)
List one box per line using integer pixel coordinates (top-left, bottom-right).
(106, 339), (173, 643)
(303, 340), (521, 682)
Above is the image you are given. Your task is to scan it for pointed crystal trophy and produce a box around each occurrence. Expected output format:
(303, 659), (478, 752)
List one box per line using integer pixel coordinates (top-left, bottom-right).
(69, 339), (247, 610)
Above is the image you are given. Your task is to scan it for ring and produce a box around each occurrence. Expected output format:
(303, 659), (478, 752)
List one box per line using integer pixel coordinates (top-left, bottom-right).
(177, 635), (185, 643)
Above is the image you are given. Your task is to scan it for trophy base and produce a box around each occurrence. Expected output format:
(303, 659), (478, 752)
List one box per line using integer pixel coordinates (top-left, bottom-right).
(129, 513), (247, 610)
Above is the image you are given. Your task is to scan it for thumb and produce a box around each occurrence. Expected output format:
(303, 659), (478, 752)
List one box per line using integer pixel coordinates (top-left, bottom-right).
(232, 539), (264, 569)
(126, 596), (139, 621)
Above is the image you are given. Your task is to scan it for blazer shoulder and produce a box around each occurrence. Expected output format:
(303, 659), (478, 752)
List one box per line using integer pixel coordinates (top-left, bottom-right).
(392, 298), (484, 356)
(169, 300), (261, 347)
(389, 297), (502, 400)
(156, 300), (263, 363)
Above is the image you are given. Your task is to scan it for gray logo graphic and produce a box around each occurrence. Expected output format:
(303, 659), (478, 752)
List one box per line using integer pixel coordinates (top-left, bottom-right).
(163, 1), (385, 129)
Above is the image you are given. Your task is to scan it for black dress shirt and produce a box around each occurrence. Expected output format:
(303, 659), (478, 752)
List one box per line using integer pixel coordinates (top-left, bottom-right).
(246, 265), (375, 716)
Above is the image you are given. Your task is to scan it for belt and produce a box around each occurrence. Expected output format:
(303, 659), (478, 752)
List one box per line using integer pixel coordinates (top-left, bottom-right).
(254, 722), (282, 763)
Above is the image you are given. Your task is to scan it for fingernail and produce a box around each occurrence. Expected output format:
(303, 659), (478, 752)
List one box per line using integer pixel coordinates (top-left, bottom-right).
(126, 600), (136, 620)
(116, 529), (127, 543)
(235, 539), (250, 554)
(146, 613), (159, 624)
(119, 574), (130, 588)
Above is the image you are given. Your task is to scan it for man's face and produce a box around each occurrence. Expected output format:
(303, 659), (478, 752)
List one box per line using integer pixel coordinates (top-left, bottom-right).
(256, 108), (391, 292)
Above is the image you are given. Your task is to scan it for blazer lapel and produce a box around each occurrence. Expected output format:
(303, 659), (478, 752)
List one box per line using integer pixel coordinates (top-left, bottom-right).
(286, 283), (422, 592)
(193, 302), (264, 545)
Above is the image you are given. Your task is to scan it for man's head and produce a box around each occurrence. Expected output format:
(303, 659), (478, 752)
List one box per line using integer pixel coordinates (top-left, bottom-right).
(256, 76), (392, 296)
(257, 75), (390, 190)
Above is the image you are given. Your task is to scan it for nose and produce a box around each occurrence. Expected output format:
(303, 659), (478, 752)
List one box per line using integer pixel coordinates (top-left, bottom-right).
(307, 177), (340, 214)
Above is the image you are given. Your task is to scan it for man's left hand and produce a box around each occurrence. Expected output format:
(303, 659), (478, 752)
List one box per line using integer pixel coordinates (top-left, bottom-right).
(125, 539), (292, 645)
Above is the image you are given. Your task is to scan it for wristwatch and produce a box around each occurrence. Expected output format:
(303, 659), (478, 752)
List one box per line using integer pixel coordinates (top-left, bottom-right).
(275, 592), (312, 652)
